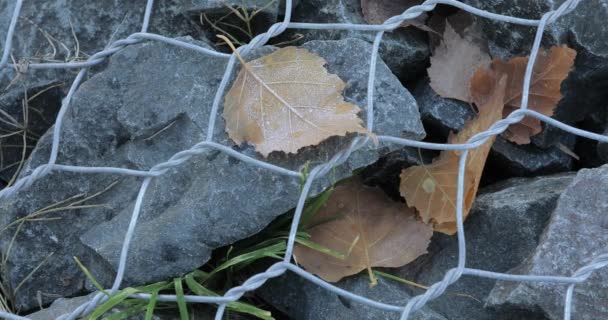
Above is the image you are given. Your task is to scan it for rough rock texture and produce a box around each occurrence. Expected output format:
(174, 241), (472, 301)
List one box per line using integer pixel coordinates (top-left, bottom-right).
(0, 0), (204, 186)
(412, 77), (476, 137)
(393, 173), (574, 320)
(488, 135), (574, 178)
(487, 165), (608, 320)
(0, 37), (424, 310)
(261, 173), (574, 320)
(260, 273), (447, 320)
(281, 0), (430, 81)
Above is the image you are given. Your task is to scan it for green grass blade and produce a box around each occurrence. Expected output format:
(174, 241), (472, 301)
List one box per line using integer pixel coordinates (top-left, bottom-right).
(208, 242), (286, 278)
(174, 278), (189, 320)
(145, 289), (159, 320)
(102, 302), (147, 320)
(88, 287), (140, 320)
(73, 257), (109, 297)
(184, 275), (273, 320)
(300, 187), (333, 227)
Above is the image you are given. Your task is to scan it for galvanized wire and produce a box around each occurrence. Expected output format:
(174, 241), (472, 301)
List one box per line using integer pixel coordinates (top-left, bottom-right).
(0, 0), (605, 319)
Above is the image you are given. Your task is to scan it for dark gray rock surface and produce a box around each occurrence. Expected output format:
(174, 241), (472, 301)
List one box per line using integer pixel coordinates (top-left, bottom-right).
(488, 136), (574, 178)
(393, 173), (574, 320)
(281, 0), (430, 81)
(260, 173), (574, 320)
(0, 0), (205, 187)
(260, 273), (447, 320)
(0, 37), (424, 310)
(487, 165), (608, 320)
(412, 78), (475, 136)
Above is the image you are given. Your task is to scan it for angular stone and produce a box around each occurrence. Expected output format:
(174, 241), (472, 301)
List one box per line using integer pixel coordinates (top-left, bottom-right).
(0, 0), (201, 63)
(392, 173), (574, 320)
(280, 0), (430, 81)
(412, 77), (475, 137)
(0, 37), (424, 310)
(488, 135), (574, 178)
(259, 273), (447, 320)
(260, 173), (574, 320)
(487, 165), (608, 320)
(0, 0), (205, 190)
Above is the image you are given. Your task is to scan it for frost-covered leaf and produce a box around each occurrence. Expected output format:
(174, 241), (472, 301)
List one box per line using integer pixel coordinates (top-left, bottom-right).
(427, 22), (491, 102)
(400, 73), (507, 235)
(224, 46), (370, 157)
(294, 178), (432, 284)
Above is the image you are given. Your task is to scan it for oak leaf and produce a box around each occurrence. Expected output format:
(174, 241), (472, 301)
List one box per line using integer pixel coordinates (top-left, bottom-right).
(400, 72), (507, 235)
(427, 21), (491, 102)
(294, 178), (432, 284)
(491, 46), (576, 144)
(223, 46), (370, 157)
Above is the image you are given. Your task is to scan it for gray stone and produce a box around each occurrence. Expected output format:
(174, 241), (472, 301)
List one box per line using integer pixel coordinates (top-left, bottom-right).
(260, 273), (447, 320)
(280, 0), (430, 81)
(0, 37), (424, 310)
(0, 0), (202, 63)
(0, 0), (205, 189)
(260, 173), (574, 320)
(412, 77), (476, 136)
(489, 135), (574, 178)
(392, 173), (574, 320)
(487, 165), (608, 320)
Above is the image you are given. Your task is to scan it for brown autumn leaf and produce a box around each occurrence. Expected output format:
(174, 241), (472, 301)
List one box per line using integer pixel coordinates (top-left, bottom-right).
(491, 46), (576, 144)
(294, 178), (433, 284)
(427, 21), (491, 102)
(400, 72), (507, 235)
(223, 46), (370, 157)
(360, 0), (428, 29)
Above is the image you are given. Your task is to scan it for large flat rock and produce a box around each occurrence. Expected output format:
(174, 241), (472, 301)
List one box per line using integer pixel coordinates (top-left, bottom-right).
(487, 165), (608, 320)
(0, 37), (424, 310)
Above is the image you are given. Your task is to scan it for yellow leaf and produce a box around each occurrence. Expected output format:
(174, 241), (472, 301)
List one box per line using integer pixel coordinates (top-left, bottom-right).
(400, 72), (508, 235)
(294, 178), (432, 284)
(223, 45), (371, 157)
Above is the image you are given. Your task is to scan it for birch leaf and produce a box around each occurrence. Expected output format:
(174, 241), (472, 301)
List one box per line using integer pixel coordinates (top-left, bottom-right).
(223, 46), (370, 157)
(427, 22), (491, 102)
(294, 178), (432, 284)
(400, 72), (507, 235)
(492, 46), (576, 144)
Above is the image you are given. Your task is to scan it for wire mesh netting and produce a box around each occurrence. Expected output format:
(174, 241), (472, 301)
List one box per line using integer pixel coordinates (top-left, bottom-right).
(1, 0), (607, 319)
